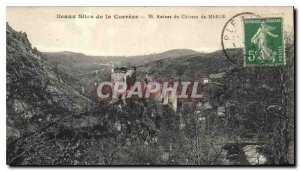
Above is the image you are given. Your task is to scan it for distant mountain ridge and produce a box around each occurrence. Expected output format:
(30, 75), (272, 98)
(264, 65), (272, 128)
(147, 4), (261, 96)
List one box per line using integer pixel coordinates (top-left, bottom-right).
(43, 48), (200, 60)
(42, 49), (202, 77)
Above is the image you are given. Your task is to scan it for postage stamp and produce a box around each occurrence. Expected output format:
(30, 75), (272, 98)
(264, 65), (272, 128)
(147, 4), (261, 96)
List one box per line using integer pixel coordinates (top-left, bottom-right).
(244, 17), (285, 66)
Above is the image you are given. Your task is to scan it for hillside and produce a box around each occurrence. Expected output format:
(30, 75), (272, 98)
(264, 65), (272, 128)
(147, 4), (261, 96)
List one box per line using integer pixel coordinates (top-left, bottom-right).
(135, 43), (294, 164)
(42, 49), (201, 77)
(6, 23), (94, 163)
(137, 50), (236, 80)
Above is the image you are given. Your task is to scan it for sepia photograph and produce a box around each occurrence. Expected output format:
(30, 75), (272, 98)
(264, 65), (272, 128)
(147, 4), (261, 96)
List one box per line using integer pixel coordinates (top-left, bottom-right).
(5, 6), (295, 166)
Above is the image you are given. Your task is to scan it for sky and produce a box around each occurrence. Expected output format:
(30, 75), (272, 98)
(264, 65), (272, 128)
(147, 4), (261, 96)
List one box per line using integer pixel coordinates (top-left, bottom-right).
(6, 7), (293, 56)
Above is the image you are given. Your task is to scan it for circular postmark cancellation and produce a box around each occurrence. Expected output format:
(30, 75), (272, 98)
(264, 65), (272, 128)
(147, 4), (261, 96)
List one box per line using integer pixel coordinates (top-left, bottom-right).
(221, 12), (257, 65)
(222, 12), (285, 67)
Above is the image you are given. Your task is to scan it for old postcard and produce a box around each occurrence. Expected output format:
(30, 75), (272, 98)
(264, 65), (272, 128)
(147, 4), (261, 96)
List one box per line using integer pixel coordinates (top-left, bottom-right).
(6, 6), (294, 166)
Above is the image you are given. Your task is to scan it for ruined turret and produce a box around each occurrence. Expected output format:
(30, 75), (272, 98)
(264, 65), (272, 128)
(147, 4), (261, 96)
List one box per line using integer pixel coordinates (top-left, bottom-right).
(111, 66), (137, 102)
(111, 67), (127, 82)
(125, 66), (136, 87)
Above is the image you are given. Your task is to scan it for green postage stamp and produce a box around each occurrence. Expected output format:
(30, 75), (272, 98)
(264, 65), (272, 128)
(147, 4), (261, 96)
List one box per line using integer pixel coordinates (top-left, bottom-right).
(244, 17), (285, 66)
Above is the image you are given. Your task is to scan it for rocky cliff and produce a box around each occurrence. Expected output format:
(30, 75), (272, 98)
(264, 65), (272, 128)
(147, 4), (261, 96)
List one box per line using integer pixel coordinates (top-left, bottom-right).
(6, 23), (93, 145)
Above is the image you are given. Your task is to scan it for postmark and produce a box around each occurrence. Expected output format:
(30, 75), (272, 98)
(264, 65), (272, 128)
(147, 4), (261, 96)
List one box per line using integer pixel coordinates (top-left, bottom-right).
(243, 17), (285, 66)
(221, 12), (257, 65)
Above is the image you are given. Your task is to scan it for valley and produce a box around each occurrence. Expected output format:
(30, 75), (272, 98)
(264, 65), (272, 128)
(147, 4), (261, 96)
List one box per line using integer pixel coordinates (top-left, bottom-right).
(6, 22), (294, 165)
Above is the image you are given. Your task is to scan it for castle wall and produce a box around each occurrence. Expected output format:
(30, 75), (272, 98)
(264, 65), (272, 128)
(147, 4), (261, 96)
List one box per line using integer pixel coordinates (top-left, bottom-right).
(111, 73), (126, 82)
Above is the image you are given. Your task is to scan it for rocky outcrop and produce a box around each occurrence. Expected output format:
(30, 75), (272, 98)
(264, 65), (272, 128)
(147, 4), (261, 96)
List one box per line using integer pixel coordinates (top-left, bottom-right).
(6, 23), (93, 143)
